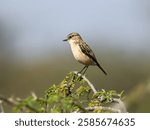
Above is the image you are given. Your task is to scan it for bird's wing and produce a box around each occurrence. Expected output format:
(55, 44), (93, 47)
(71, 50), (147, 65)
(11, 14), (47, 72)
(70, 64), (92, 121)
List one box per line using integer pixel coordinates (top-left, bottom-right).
(79, 41), (107, 75)
(79, 41), (97, 61)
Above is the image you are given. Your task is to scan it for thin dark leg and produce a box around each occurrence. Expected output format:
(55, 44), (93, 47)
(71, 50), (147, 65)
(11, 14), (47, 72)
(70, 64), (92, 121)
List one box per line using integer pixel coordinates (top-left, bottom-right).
(78, 66), (87, 74)
(82, 66), (88, 75)
(76, 66), (88, 81)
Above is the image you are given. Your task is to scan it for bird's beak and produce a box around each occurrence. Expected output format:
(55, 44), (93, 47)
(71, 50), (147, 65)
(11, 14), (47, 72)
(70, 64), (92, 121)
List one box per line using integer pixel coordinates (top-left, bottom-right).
(63, 39), (68, 41)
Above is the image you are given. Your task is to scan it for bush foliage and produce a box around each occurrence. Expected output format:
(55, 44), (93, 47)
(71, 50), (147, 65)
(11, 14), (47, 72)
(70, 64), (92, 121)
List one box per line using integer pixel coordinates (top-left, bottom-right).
(12, 72), (123, 113)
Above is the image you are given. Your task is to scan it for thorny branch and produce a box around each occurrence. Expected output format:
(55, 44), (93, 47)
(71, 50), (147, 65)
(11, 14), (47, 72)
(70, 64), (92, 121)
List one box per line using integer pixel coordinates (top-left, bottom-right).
(73, 71), (127, 113)
(0, 71), (127, 113)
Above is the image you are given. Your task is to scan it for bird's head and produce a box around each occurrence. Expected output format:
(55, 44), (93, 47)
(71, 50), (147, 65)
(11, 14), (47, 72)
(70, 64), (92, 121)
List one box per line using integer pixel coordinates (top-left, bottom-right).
(63, 32), (82, 43)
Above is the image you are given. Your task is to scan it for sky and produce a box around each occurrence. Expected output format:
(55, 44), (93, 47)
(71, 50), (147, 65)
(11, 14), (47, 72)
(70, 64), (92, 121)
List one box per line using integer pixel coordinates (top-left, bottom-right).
(0, 0), (150, 61)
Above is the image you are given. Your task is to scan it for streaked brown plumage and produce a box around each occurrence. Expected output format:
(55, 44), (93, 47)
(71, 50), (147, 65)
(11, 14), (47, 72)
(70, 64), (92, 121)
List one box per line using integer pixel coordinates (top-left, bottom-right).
(63, 32), (107, 75)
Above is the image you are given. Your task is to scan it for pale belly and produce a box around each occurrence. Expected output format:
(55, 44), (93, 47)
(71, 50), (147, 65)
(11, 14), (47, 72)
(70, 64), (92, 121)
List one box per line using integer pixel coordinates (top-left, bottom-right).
(70, 43), (94, 65)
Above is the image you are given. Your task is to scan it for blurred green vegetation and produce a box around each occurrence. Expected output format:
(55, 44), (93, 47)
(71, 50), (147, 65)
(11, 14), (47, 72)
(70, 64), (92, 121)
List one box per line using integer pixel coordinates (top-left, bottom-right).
(0, 52), (150, 112)
(1, 72), (124, 113)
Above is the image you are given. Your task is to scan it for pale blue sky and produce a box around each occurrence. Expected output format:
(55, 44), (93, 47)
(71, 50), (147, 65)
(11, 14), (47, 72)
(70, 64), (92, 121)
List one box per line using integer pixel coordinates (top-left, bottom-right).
(0, 0), (150, 60)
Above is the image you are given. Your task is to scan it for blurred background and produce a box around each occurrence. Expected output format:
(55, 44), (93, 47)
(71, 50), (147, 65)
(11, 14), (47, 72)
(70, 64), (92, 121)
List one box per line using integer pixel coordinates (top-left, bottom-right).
(0, 0), (150, 112)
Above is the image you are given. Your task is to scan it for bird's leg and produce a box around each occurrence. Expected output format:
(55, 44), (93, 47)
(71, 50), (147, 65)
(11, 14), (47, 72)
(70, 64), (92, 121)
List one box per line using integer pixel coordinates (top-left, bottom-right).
(82, 66), (88, 75)
(78, 66), (87, 74)
(76, 66), (88, 81)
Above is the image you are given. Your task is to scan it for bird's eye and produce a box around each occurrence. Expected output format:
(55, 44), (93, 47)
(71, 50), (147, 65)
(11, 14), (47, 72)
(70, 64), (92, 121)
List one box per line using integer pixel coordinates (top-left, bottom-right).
(69, 36), (72, 39)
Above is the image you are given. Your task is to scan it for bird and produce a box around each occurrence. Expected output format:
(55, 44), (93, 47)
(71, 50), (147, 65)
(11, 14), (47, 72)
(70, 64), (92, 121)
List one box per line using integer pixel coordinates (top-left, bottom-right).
(63, 32), (107, 75)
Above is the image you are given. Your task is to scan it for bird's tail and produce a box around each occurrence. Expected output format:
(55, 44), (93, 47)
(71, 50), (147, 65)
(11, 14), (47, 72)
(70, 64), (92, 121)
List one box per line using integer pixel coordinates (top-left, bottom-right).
(84, 52), (107, 75)
(96, 61), (107, 75)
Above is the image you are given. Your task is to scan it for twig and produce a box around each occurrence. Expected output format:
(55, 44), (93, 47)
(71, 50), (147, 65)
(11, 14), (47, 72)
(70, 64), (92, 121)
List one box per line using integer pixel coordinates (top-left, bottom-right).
(112, 98), (127, 113)
(0, 95), (39, 112)
(73, 71), (97, 93)
(72, 71), (127, 113)
(85, 106), (121, 113)
(0, 95), (16, 106)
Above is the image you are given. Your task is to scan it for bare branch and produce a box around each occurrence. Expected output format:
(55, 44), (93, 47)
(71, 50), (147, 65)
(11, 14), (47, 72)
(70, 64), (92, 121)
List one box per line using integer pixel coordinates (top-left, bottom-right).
(72, 71), (127, 113)
(0, 95), (16, 107)
(73, 71), (97, 93)
(85, 106), (121, 113)
(0, 95), (39, 112)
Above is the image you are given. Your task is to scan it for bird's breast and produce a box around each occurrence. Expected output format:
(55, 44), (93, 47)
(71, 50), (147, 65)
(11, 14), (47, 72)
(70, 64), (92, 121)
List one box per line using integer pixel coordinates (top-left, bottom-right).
(70, 43), (94, 65)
